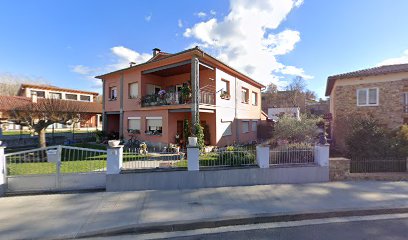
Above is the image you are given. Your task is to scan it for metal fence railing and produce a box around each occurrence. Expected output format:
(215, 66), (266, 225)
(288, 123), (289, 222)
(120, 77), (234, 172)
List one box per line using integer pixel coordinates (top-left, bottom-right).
(5, 146), (107, 176)
(350, 157), (407, 173)
(199, 146), (257, 168)
(269, 144), (315, 165)
(122, 147), (187, 170)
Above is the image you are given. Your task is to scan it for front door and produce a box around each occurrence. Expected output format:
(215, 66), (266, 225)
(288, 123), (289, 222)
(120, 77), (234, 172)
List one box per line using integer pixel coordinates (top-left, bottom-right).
(177, 120), (184, 146)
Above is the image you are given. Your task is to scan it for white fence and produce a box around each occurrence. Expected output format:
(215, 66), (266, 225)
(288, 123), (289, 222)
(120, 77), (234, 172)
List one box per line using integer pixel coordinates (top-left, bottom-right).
(269, 144), (315, 165)
(122, 147), (187, 170)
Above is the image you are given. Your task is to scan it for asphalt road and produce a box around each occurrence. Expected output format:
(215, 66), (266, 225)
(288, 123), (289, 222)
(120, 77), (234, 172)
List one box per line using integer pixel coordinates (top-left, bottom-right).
(166, 218), (408, 240)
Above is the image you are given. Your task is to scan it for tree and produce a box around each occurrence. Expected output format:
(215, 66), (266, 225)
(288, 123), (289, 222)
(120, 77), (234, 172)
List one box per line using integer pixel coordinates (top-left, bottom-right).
(11, 98), (83, 148)
(285, 76), (306, 106)
(265, 82), (278, 94)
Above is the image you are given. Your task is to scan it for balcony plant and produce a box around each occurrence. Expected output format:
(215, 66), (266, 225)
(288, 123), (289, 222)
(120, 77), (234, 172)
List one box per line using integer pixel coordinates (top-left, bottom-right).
(180, 84), (192, 103)
(220, 91), (230, 100)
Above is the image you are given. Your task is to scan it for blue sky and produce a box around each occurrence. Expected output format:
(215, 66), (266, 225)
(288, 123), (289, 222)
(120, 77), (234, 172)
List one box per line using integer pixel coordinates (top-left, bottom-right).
(1, 0), (408, 98)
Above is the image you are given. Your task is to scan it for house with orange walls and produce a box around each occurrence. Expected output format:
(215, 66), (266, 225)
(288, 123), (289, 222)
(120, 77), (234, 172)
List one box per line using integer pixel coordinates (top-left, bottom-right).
(96, 47), (265, 147)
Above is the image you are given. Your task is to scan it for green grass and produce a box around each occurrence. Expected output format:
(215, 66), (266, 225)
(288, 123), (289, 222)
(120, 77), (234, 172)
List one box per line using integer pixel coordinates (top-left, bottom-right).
(7, 160), (106, 176)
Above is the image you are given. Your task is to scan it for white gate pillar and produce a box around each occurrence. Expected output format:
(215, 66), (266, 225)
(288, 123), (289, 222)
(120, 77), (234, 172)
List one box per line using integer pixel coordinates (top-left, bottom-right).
(0, 146), (6, 197)
(314, 144), (330, 167)
(107, 145), (123, 174)
(256, 145), (270, 168)
(187, 146), (199, 171)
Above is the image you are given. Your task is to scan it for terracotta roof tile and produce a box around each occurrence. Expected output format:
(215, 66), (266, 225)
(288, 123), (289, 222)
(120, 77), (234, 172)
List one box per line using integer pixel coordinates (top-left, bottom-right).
(325, 63), (408, 96)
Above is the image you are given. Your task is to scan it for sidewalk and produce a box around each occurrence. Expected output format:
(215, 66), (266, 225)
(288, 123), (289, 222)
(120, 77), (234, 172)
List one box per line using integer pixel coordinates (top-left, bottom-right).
(0, 181), (407, 239)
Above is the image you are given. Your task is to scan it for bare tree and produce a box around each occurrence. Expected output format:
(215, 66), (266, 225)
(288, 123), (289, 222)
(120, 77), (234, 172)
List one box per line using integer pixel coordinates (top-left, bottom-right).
(0, 73), (48, 96)
(11, 98), (83, 148)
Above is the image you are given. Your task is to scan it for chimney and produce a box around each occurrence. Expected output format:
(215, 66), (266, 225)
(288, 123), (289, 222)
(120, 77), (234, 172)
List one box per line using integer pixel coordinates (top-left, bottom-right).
(152, 48), (161, 57)
(31, 91), (37, 103)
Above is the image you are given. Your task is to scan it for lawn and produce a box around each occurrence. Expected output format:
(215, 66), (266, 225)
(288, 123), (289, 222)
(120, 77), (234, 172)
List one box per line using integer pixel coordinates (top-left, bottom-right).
(7, 160), (106, 176)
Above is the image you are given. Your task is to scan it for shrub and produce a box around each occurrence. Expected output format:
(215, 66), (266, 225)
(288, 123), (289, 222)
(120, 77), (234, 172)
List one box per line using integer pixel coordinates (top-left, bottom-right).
(272, 115), (321, 144)
(195, 123), (205, 150)
(345, 117), (392, 158)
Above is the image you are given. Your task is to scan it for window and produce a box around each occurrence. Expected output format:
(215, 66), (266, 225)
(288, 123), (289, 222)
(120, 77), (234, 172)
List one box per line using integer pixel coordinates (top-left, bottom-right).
(242, 120), (249, 133)
(241, 88), (249, 103)
(50, 92), (62, 99)
(109, 87), (117, 100)
(146, 84), (161, 95)
(222, 121), (232, 136)
(31, 90), (45, 98)
(220, 79), (230, 99)
(252, 92), (258, 106)
(129, 82), (139, 99)
(357, 88), (378, 106)
(128, 117), (141, 133)
(80, 95), (91, 102)
(66, 94), (78, 100)
(146, 117), (162, 135)
(252, 120), (257, 132)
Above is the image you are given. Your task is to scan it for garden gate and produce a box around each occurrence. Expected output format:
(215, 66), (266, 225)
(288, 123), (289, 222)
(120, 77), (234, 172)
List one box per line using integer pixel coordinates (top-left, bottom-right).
(4, 145), (107, 193)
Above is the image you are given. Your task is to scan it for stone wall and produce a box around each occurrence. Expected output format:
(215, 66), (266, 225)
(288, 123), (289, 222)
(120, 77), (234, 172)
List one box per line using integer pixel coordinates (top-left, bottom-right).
(332, 79), (408, 151)
(329, 157), (408, 181)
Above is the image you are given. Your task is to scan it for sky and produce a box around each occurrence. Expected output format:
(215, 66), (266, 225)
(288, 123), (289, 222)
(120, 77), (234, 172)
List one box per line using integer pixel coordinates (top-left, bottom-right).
(1, 0), (408, 98)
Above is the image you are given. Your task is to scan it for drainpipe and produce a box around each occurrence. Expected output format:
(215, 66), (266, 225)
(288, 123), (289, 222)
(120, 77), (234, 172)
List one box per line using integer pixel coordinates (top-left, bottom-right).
(119, 73), (124, 139)
(235, 77), (239, 144)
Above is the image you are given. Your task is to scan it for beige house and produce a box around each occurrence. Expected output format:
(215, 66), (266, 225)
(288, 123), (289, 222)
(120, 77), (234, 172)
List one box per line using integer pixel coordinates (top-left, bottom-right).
(325, 63), (408, 151)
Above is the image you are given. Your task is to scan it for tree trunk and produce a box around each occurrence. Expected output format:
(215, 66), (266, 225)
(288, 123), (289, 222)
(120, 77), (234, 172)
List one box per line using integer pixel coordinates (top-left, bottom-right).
(38, 128), (47, 148)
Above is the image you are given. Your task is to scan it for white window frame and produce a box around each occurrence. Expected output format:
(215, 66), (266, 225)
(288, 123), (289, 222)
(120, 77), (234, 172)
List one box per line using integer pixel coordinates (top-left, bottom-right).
(242, 120), (250, 133)
(146, 117), (163, 135)
(129, 82), (139, 99)
(110, 87), (117, 100)
(79, 95), (91, 102)
(128, 117), (141, 132)
(252, 91), (258, 106)
(356, 88), (379, 106)
(252, 120), (258, 132)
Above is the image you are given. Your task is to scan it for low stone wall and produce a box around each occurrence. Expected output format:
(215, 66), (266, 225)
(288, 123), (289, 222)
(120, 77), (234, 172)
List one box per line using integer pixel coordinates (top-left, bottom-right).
(106, 165), (329, 192)
(329, 157), (350, 181)
(329, 157), (408, 181)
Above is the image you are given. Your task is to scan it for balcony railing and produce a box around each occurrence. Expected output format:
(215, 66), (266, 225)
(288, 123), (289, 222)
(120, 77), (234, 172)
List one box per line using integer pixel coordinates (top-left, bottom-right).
(404, 104), (408, 113)
(141, 90), (215, 107)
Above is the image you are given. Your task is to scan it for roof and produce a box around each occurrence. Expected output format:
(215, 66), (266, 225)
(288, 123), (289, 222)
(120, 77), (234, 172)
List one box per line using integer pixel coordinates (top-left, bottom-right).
(325, 63), (408, 96)
(0, 96), (102, 114)
(19, 84), (99, 96)
(96, 47), (265, 88)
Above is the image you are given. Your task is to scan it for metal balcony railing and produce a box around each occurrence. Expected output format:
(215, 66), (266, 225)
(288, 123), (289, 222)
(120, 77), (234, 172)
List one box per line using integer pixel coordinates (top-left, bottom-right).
(141, 90), (215, 107)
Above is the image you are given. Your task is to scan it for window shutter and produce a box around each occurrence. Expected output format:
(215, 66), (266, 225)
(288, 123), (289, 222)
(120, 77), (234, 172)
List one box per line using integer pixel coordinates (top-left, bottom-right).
(129, 83), (139, 98)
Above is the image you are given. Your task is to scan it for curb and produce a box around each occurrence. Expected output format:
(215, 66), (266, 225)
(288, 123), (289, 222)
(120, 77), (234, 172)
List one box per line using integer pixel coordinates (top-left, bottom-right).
(70, 207), (408, 239)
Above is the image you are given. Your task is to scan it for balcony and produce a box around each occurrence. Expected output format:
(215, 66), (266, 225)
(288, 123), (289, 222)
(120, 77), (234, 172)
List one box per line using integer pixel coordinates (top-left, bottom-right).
(141, 90), (215, 107)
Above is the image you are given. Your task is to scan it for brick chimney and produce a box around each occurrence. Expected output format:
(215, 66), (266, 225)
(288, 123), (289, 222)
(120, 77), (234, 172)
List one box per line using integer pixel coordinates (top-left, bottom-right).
(31, 91), (37, 103)
(152, 48), (161, 57)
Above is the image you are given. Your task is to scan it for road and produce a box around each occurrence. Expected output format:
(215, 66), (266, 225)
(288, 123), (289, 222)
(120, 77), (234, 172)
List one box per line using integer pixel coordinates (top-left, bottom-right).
(90, 215), (408, 240)
(168, 218), (408, 240)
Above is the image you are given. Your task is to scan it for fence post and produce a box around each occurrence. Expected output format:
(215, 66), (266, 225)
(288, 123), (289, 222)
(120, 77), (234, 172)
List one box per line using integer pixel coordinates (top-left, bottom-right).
(256, 145), (270, 168)
(0, 146), (6, 197)
(187, 146), (199, 171)
(314, 144), (330, 167)
(107, 145), (123, 174)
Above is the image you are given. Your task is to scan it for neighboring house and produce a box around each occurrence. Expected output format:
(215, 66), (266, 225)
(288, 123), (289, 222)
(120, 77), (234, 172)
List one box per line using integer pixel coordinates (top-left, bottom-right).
(96, 47), (266, 147)
(261, 90), (307, 113)
(325, 63), (408, 151)
(268, 107), (300, 122)
(0, 84), (102, 131)
(306, 99), (330, 116)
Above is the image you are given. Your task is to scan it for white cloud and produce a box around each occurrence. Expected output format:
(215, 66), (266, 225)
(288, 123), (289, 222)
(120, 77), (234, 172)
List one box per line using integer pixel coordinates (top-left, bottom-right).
(196, 12), (207, 18)
(294, 0), (304, 7)
(277, 65), (313, 80)
(183, 0), (311, 87)
(72, 46), (151, 89)
(145, 14), (152, 22)
(71, 65), (94, 75)
(178, 19), (183, 28)
(210, 10), (216, 15)
(377, 49), (408, 66)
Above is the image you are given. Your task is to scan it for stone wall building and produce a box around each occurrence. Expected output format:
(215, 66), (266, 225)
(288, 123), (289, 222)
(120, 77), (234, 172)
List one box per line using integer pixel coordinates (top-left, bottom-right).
(325, 63), (408, 151)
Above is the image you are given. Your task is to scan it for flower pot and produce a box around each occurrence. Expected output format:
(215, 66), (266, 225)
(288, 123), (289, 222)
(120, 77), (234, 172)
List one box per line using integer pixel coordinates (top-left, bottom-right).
(188, 137), (198, 147)
(108, 140), (120, 147)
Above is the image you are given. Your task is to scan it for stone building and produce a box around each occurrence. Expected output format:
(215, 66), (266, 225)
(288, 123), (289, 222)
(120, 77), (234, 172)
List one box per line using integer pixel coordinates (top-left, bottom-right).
(325, 63), (408, 151)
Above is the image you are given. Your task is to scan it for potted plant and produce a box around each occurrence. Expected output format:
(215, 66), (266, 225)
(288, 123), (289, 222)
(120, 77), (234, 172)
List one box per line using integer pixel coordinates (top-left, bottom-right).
(220, 91), (230, 100)
(180, 84), (192, 103)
